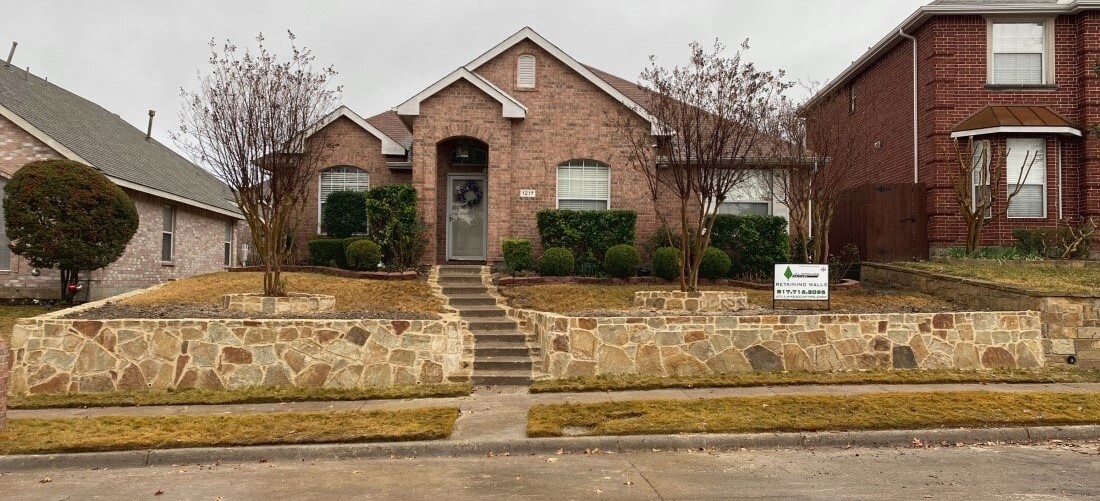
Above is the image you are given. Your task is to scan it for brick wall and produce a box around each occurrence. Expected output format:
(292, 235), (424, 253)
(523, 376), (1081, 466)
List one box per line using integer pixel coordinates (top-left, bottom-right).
(813, 13), (1100, 252)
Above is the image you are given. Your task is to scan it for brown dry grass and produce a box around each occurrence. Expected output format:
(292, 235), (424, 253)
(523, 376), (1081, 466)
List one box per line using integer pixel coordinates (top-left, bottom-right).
(10, 383), (471, 409)
(898, 262), (1100, 294)
(501, 284), (955, 314)
(120, 272), (442, 313)
(527, 392), (1100, 437)
(0, 304), (51, 343)
(0, 407), (458, 455)
(530, 368), (1100, 393)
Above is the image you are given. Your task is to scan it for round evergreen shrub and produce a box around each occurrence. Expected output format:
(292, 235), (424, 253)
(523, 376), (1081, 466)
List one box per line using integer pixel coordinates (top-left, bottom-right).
(502, 238), (534, 273)
(345, 239), (382, 270)
(652, 247), (682, 280)
(538, 247), (575, 276)
(321, 191), (367, 238)
(603, 244), (640, 278)
(699, 247), (732, 279)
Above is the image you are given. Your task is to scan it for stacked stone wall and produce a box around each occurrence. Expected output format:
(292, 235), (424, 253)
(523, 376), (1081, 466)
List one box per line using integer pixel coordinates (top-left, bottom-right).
(0, 337), (7, 429)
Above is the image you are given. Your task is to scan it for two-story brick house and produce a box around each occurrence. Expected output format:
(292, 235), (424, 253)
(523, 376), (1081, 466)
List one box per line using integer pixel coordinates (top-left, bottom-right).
(0, 61), (243, 300)
(297, 27), (790, 264)
(808, 0), (1100, 256)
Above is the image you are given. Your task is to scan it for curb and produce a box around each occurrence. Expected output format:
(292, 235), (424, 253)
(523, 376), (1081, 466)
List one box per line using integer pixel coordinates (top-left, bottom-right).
(2, 425), (1098, 472)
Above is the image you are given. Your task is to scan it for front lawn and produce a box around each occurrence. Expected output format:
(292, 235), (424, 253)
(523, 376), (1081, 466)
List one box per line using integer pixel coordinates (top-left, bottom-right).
(102, 271), (443, 316)
(501, 284), (957, 315)
(896, 262), (1100, 294)
(0, 304), (51, 343)
(0, 407), (458, 455)
(527, 391), (1100, 437)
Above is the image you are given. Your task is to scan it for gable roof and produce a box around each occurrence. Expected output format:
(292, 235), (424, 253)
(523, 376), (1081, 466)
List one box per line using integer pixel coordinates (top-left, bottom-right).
(309, 105), (407, 155)
(396, 67), (527, 119)
(0, 64), (241, 217)
(806, 0), (1100, 108)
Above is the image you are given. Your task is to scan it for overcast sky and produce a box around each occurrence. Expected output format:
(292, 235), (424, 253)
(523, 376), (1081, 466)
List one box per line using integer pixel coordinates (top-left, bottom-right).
(2, 0), (927, 155)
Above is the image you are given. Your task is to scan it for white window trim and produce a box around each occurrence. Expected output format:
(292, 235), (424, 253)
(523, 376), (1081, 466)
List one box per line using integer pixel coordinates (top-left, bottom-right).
(1005, 137), (1048, 220)
(986, 17), (1055, 86)
(971, 140), (992, 219)
(712, 171), (774, 216)
(317, 166), (371, 233)
(223, 221), (234, 267)
(555, 161), (611, 210)
(161, 205), (175, 263)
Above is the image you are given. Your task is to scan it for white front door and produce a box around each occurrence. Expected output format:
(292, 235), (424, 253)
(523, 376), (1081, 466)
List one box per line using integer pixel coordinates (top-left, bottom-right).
(446, 175), (487, 261)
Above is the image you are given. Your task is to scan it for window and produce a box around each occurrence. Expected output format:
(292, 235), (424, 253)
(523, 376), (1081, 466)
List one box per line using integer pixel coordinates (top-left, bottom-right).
(517, 54), (536, 88)
(718, 171), (773, 216)
(223, 221), (234, 267)
(161, 205), (175, 262)
(557, 159), (610, 210)
(318, 166), (370, 231)
(848, 84), (856, 114)
(0, 178), (9, 271)
(990, 21), (1047, 85)
(1006, 138), (1046, 218)
(971, 140), (992, 218)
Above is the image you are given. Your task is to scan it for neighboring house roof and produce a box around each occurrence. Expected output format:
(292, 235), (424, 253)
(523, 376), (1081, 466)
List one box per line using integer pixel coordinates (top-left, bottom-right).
(365, 110), (413, 150)
(308, 105), (407, 155)
(396, 67), (528, 119)
(806, 0), (1100, 108)
(0, 64), (241, 218)
(950, 105), (1081, 138)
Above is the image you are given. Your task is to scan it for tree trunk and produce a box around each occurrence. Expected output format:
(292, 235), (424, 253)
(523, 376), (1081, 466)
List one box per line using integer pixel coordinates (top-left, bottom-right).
(59, 268), (79, 304)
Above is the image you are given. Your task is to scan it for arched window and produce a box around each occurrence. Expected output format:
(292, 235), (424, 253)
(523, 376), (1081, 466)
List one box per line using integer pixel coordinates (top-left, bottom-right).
(517, 54), (536, 88)
(556, 159), (610, 211)
(318, 166), (370, 231)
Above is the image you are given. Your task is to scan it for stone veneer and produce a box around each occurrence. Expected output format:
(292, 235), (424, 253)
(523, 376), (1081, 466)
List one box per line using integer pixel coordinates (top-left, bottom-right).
(513, 308), (1044, 378)
(0, 337), (7, 429)
(222, 293), (336, 315)
(634, 291), (748, 313)
(8, 316), (472, 395)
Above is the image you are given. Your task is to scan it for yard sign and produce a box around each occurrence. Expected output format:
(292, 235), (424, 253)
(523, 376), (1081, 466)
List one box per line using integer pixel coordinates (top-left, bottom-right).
(773, 263), (830, 310)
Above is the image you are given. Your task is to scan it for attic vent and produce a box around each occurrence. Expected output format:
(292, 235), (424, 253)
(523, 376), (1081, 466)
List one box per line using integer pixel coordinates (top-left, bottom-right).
(517, 54), (536, 88)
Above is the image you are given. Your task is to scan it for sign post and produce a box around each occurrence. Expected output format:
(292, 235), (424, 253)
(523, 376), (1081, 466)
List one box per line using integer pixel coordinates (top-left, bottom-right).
(773, 263), (830, 310)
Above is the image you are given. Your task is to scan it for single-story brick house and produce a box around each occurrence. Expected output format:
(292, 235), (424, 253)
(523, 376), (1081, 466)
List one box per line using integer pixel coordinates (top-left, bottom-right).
(0, 62), (243, 300)
(297, 27), (790, 264)
(807, 0), (1100, 256)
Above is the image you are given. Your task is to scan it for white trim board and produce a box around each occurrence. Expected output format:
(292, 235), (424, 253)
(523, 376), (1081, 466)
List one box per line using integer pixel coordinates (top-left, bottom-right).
(396, 68), (527, 119)
(0, 103), (243, 219)
(464, 27), (660, 133)
(950, 126), (1082, 139)
(308, 105), (407, 155)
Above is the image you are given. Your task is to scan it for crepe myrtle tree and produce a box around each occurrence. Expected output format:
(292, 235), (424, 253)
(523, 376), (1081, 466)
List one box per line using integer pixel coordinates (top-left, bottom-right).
(951, 138), (1039, 254)
(613, 39), (789, 291)
(3, 160), (139, 303)
(176, 31), (340, 296)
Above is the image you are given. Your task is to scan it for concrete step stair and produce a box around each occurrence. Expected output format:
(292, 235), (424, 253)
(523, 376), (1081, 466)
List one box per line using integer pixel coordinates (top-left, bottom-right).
(441, 286), (489, 296)
(471, 370), (532, 386)
(473, 356), (534, 371)
(474, 342), (533, 357)
(453, 306), (507, 318)
(437, 266), (483, 276)
(447, 295), (498, 307)
(467, 319), (519, 331)
(474, 332), (528, 345)
(436, 275), (484, 285)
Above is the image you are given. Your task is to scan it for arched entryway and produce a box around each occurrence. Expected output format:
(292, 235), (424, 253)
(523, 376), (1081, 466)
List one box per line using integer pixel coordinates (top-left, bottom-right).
(436, 137), (489, 262)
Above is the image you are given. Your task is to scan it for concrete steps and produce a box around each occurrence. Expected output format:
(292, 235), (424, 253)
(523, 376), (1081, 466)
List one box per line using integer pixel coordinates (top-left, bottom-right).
(436, 265), (533, 387)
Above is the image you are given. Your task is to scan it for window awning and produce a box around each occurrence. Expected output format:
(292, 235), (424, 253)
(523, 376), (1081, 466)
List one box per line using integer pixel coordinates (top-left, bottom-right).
(950, 106), (1081, 139)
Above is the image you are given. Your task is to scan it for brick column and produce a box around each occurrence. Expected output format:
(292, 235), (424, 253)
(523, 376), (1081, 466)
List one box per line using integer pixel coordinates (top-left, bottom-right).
(0, 337), (8, 430)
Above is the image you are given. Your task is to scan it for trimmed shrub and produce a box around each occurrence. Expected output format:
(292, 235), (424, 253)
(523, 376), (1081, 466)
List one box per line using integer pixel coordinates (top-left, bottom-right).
(321, 191), (367, 238)
(536, 210), (636, 275)
(502, 239), (534, 273)
(652, 247), (682, 280)
(343, 236), (372, 253)
(345, 239), (382, 270)
(699, 247), (732, 279)
(366, 184), (418, 262)
(538, 247), (575, 276)
(604, 244), (640, 278)
(708, 215), (790, 279)
(307, 238), (346, 268)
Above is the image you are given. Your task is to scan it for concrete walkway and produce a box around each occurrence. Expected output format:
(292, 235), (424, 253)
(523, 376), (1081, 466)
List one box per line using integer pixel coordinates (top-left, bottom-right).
(11, 382), (1100, 442)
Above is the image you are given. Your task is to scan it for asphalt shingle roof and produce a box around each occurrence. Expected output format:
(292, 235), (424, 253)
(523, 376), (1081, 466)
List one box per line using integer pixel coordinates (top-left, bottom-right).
(0, 64), (240, 215)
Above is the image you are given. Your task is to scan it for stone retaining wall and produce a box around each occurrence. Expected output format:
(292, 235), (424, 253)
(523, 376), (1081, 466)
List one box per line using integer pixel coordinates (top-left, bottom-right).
(8, 317), (472, 395)
(0, 337), (7, 429)
(863, 263), (1100, 367)
(513, 309), (1043, 378)
(634, 291), (748, 313)
(222, 293), (336, 315)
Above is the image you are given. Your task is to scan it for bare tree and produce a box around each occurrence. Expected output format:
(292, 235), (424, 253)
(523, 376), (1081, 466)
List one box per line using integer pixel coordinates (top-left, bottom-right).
(769, 89), (866, 263)
(176, 32), (339, 296)
(951, 138), (1038, 254)
(613, 40), (788, 291)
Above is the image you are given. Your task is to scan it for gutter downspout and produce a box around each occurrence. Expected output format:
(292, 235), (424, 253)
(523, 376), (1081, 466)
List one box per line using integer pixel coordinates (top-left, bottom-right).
(899, 28), (919, 184)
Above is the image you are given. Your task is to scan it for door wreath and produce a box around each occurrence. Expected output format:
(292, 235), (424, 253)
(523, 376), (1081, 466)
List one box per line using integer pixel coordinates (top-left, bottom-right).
(454, 180), (483, 208)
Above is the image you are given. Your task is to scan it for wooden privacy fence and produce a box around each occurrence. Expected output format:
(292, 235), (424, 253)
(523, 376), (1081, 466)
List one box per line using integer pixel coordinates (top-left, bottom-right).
(830, 183), (928, 262)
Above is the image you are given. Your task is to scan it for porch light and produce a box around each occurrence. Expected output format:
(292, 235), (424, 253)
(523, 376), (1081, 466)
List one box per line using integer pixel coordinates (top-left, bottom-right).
(455, 146), (470, 160)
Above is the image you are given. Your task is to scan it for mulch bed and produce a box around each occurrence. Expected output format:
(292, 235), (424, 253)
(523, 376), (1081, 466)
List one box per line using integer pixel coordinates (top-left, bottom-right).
(229, 266), (419, 280)
(62, 304), (437, 320)
(496, 275), (860, 290)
